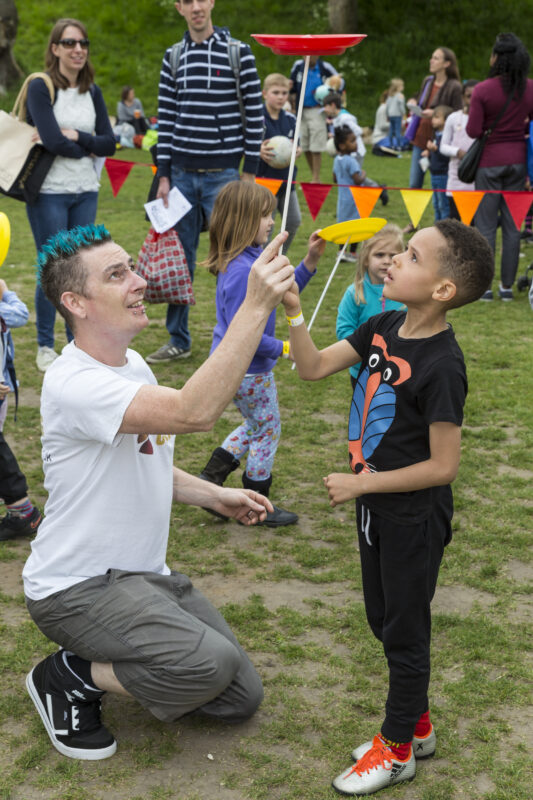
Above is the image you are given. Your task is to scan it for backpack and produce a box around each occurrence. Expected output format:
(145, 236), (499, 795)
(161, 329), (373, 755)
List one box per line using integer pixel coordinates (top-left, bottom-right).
(169, 37), (246, 131)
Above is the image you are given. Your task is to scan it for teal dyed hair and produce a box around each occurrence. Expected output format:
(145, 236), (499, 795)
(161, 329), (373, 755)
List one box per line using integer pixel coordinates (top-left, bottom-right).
(36, 224), (111, 284)
(38, 224), (112, 332)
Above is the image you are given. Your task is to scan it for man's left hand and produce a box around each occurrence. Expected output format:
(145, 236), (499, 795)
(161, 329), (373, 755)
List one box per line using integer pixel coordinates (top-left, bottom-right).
(210, 488), (273, 524)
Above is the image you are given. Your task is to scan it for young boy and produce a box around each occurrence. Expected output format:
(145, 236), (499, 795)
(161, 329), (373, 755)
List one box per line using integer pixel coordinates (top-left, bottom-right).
(258, 73), (302, 254)
(422, 105), (453, 221)
(333, 126), (365, 262)
(282, 219), (494, 796)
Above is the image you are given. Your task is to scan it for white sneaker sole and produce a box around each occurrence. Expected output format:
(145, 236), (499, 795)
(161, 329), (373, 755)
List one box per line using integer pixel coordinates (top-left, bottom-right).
(26, 669), (117, 760)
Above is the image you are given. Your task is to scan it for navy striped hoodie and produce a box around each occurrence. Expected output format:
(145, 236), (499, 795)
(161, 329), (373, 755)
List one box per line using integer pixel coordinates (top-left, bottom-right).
(157, 27), (263, 176)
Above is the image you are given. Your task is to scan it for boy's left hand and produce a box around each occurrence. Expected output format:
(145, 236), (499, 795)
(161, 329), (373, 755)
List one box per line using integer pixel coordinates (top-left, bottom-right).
(323, 473), (362, 506)
(304, 230), (326, 273)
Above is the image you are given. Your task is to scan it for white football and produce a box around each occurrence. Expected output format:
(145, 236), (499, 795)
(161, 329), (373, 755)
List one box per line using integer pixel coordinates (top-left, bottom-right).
(267, 135), (293, 169)
(314, 84), (330, 104)
(326, 137), (337, 157)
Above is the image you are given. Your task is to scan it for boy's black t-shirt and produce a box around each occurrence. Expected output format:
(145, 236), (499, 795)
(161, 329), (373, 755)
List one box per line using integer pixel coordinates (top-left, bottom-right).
(346, 310), (467, 523)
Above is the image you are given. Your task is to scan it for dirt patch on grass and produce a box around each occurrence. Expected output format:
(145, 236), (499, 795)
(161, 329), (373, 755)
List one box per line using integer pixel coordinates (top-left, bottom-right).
(194, 574), (357, 613)
(0, 560), (25, 597)
(432, 584), (497, 615)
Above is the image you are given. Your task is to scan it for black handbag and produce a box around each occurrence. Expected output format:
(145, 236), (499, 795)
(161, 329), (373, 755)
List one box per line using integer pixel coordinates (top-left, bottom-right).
(458, 91), (514, 184)
(0, 72), (56, 205)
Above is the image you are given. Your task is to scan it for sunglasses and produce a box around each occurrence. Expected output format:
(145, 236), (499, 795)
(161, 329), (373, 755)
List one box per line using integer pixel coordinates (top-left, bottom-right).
(57, 38), (90, 49)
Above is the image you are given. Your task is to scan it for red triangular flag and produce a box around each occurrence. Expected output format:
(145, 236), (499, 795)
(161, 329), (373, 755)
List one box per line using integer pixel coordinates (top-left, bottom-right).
(105, 158), (135, 197)
(300, 182), (332, 221)
(502, 191), (533, 231)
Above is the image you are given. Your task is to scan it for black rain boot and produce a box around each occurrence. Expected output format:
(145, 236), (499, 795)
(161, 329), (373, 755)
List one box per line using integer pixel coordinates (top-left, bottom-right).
(241, 474), (298, 528)
(199, 447), (240, 520)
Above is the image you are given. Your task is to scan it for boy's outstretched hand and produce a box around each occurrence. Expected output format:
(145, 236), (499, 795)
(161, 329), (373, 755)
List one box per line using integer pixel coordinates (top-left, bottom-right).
(323, 473), (361, 506)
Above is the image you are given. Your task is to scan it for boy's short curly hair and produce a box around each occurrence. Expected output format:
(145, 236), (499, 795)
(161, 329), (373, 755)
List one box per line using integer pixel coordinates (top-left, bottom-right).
(434, 219), (494, 308)
(37, 224), (112, 330)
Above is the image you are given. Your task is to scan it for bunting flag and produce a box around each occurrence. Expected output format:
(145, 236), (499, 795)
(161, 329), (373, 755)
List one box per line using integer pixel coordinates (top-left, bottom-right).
(105, 159), (135, 197)
(300, 182), (332, 220)
(502, 191), (533, 230)
(400, 190), (433, 228)
(451, 191), (485, 225)
(255, 177), (283, 196)
(98, 158), (532, 230)
(349, 186), (382, 219)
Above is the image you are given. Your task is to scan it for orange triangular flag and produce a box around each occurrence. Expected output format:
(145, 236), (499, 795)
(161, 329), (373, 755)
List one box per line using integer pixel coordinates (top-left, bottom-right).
(255, 177), (283, 196)
(400, 190), (433, 228)
(349, 187), (382, 218)
(300, 182), (332, 220)
(105, 159), (135, 197)
(450, 191), (484, 225)
(151, 164), (158, 175)
(503, 191), (533, 230)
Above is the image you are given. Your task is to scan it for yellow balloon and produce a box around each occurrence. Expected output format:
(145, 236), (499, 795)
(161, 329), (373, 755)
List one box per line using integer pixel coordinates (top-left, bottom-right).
(0, 212), (11, 268)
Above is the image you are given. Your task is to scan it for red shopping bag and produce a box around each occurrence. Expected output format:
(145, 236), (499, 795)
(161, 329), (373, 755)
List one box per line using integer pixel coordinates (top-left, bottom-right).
(136, 228), (195, 305)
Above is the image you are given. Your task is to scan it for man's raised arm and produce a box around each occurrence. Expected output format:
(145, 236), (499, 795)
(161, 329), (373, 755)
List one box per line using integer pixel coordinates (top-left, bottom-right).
(120, 232), (294, 435)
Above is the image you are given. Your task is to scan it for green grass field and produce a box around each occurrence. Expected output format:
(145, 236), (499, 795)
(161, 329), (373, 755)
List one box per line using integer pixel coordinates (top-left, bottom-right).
(0, 147), (532, 800)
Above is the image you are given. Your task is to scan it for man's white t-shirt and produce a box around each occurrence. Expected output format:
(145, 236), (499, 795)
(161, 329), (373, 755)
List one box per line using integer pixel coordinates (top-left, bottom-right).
(23, 343), (175, 601)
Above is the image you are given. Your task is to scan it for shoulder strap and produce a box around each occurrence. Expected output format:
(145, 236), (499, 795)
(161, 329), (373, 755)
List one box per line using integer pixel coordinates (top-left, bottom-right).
(12, 72), (55, 122)
(170, 41), (183, 83)
(227, 37), (246, 132)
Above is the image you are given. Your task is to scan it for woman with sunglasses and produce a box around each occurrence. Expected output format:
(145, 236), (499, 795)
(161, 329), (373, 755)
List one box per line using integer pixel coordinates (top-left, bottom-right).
(26, 18), (115, 372)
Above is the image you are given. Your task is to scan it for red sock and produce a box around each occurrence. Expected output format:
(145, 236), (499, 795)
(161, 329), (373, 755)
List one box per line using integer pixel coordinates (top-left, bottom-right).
(379, 734), (411, 761)
(414, 710), (431, 738)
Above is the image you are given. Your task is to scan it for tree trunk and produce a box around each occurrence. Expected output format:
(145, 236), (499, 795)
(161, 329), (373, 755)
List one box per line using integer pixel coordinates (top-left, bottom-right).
(328, 0), (358, 33)
(0, 0), (22, 95)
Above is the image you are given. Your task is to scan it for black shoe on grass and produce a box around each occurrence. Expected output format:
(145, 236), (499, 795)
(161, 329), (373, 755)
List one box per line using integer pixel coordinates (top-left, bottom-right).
(26, 652), (117, 760)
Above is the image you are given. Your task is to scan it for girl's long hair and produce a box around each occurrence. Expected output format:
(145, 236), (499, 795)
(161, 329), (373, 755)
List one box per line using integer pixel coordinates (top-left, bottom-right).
(489, 32), (530, 98)
(353, 224), (404, 305)
(202, 181), (277, 275)
(45, 18), (94, 92)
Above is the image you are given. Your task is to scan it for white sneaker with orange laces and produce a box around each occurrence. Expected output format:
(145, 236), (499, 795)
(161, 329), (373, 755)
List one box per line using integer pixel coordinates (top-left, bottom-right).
(332, 735), (415, 796)
(352, 724), (436, 762)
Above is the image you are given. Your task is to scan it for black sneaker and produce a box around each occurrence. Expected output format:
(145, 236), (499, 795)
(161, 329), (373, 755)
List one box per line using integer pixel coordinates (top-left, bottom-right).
(259, 505), (299, 528)
(26, 652), (117, 760)
(0, 507), (42, 541)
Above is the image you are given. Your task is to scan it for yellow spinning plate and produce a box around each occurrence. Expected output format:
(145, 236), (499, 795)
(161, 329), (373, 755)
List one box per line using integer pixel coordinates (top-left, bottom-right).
(318, 218), (387, 245)
(0, 212), (11, 267)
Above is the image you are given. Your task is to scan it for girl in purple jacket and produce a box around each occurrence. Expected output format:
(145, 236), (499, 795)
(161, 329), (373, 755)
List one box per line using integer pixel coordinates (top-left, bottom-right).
(199, 181), (324, 526)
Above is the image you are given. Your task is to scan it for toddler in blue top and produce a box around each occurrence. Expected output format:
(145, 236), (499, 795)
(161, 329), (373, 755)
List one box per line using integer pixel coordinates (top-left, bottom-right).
(336, 224), (406, 387)
(198, 181), (325, 526)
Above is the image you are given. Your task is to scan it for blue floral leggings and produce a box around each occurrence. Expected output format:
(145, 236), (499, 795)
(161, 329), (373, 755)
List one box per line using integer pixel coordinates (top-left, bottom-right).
(221, 371), (281, 480)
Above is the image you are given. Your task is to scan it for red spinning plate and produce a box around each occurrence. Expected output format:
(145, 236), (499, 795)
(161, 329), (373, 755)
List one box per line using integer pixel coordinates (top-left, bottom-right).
(251, 34), (366, 56)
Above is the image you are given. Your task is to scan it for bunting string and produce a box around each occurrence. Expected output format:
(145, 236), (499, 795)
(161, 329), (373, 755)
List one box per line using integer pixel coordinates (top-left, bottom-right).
(103, 158), (533, 230)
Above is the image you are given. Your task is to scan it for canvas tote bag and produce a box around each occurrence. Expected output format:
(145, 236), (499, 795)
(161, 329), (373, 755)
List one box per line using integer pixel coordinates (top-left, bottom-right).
(0, 72), (56, 204)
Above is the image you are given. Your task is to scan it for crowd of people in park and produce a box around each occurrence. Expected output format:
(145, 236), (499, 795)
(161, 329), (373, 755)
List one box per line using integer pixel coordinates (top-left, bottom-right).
(1, 1), (532, 796)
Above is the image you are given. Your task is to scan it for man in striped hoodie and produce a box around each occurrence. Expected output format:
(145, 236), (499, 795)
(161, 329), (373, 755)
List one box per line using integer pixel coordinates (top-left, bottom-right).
(148, 0), (263, 364)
